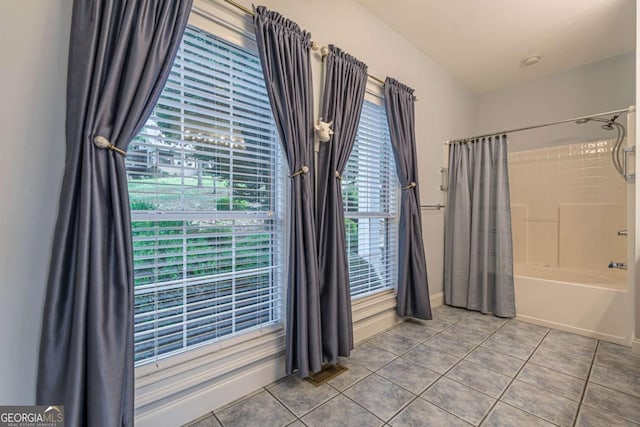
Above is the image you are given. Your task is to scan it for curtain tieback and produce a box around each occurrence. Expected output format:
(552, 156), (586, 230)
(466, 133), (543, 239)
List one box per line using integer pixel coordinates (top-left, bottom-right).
(93, 135), (126, 156)
(335, 170), (342, 180)
(290, 165), (309, 178)
(402, 182), (417, 190)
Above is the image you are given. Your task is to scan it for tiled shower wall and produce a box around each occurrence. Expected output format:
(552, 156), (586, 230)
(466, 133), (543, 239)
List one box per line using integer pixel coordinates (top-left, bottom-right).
(508, 140), (627, 272)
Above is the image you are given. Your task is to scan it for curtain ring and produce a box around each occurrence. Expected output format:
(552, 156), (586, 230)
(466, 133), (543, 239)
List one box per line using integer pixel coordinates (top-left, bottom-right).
(402, 182), (417, 190)
(290, 165), (309, 178)
(93, 135), (126, 156)
(335, 170), (342, 180)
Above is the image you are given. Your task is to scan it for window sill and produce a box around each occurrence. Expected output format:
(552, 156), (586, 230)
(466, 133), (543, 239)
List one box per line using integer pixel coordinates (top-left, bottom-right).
(135, 324), (285, 413)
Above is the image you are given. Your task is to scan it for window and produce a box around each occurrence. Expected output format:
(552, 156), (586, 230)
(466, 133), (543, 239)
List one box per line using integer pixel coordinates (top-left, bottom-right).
(343, 99), (399, 298)
(126, 26), (285, 365)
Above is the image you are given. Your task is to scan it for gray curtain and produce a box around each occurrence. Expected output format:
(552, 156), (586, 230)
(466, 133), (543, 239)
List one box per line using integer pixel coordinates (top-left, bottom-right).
(36, 1), (192, 425)
(384, 78), (432, 320)
(253, 6), (322, 377)
(317, 46), (368, 364)
(444, 135), (516, 317)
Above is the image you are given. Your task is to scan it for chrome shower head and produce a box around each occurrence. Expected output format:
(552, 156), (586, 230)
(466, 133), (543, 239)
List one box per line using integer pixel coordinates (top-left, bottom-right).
(601, 123), (614, 131)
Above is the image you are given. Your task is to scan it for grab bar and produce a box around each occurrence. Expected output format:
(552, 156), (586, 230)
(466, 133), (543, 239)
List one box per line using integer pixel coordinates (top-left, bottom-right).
(421, 204), (445, 210)
(440, 167), (448, 191)
(608, 261), (627, 270)
(623, 146), (635, 182)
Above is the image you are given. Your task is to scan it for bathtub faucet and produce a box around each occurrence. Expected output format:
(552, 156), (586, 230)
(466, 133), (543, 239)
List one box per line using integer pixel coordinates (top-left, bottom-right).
(608, 261), (627, 270)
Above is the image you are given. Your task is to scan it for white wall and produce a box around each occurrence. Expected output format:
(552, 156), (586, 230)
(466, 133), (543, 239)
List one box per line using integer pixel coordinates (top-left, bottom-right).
(0, 0), (71, 404)
(0, 0), (475, 408)
(475, 52), (635, 152)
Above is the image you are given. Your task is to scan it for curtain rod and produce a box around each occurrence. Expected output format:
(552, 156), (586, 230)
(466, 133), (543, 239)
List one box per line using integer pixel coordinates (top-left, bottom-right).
(220, 0), (418, 102)
(447, 106), (634, 144)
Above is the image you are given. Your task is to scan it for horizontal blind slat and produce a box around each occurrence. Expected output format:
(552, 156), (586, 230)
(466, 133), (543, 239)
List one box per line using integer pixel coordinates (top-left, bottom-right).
(346, 100), (399, 298)
(127, 24), (285, 366)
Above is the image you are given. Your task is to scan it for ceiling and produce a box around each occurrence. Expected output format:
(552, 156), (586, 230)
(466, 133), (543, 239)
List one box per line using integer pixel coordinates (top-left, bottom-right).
(353, 0), (635, 93)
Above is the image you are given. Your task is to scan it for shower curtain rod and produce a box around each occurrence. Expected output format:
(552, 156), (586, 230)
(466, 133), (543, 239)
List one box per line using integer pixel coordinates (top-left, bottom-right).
(220, 0), (419, 101)
(446, 106), (634, 144)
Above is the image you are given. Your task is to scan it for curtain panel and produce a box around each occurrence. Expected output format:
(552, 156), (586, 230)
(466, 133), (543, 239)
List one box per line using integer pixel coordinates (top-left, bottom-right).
(36, 1), (192, 425)
(444, 135), (516, 317)
(384, 78), (432, 320)
(253, 5), (322, 377)
(316, 45), (368, 364)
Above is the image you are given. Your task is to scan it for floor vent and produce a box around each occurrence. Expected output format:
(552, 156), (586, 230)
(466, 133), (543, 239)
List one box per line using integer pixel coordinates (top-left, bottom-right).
(307, 364), (348, 386)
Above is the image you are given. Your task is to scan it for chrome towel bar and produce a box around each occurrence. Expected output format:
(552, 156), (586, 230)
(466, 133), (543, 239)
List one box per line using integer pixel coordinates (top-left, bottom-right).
(421, 204), (445, 210)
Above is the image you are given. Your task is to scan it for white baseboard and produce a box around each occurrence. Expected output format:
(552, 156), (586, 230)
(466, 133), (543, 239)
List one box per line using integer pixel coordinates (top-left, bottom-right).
(633, 338), (640, 355)
(353, 305), (401, 343)
(352, 290), (445, 342)
(352, 289), (400, 342)
(136, 355), (285, 427)
(430, 292), (444, 308)
(516, 314), (631, 346)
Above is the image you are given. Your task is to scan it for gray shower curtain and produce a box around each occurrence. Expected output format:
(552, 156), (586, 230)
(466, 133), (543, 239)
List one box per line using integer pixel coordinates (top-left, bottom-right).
(317, 46), (368, 364)
(444, 135), (516, 317)
(253, 6), (322, 377)
(36, 1), (191, 425)
(384, 78), (432, 320)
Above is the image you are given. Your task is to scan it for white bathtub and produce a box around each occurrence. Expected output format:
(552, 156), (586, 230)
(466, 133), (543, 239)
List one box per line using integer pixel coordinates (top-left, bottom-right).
(514, 264), (633, 345)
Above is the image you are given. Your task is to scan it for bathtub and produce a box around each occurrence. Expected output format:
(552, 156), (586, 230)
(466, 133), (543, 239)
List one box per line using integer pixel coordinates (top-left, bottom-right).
(514, 264), (633, 345)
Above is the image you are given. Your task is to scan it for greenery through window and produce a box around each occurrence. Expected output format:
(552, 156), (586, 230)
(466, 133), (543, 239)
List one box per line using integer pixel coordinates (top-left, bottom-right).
(343, 100), (399, 298)
(126, 26), (285, 365)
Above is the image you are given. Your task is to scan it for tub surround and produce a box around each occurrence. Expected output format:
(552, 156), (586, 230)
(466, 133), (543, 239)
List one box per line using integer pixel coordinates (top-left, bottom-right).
(509, 140), (632, 346)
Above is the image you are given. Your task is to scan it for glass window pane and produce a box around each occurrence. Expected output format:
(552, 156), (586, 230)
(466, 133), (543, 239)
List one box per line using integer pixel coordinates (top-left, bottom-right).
(127, 26), (285, 366)
(344, 100), (399, 298)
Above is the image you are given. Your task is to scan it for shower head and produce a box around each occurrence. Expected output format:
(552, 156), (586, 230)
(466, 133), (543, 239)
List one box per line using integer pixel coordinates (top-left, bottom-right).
(572, 112), (628, 179)
(576, 113), (621, 129)
(576, 116), (619, 130)
(601, 113), (622, 131)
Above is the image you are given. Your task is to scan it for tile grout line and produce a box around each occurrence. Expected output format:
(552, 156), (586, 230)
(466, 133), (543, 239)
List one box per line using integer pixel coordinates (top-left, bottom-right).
(212, 411), (223, 427)
(211, 310), (564, 427)
(475, 323), (552, 426)
(338, 387), (395, 425)
(340, 310), (476, 424)
(210, 310), (499, 426)
(262, 382), (316, 422)
(383, 311), (510, 425)
(421, 315), (514, 425)
(571, 340), (600, 427)
(341, 323), (437, 424)
(378, 312), (476, 425)
(198, 311), (636, 426)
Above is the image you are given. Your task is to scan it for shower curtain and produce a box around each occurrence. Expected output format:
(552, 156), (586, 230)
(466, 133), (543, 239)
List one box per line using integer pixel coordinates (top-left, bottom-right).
(444, 135), (516, 317)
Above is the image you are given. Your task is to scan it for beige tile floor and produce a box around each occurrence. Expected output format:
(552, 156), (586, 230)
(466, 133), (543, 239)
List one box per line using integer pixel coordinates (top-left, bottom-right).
(186, 305), (640, 427)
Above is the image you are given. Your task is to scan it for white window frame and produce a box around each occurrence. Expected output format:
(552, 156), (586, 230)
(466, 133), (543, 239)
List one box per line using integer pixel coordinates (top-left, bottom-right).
(344, 89), (400, 300)
(134, 1), (288, 408)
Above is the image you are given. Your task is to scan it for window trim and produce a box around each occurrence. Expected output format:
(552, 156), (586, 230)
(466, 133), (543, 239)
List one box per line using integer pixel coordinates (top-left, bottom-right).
(345, 92), (400, 300)
(133, 0), (287, 379)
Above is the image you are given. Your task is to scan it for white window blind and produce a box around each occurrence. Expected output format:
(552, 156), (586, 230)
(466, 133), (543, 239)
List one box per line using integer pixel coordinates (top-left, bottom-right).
(126, 26), (285, 366)
(343, 99), (399, 298)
